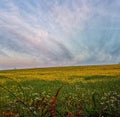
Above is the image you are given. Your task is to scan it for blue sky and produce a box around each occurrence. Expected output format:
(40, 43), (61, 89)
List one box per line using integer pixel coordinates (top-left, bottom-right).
(0, 0), (120, 69)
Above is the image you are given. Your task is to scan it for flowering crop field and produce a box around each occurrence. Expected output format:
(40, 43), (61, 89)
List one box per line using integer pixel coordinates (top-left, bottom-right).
(0, 64), (120, 117)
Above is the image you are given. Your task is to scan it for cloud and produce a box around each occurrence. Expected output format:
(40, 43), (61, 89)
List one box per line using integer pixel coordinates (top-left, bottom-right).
(0, 51), (42, 69)
(49, 0), (90, 34)
(0, 50), (8, 57)
(0, 0), (120, 69)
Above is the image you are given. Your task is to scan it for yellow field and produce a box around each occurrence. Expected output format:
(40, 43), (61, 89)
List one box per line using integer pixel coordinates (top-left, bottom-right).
(0, 64), (120, 83)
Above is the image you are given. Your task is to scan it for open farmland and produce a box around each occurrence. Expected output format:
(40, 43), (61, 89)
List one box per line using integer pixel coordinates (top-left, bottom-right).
(0, 64), (120, 117)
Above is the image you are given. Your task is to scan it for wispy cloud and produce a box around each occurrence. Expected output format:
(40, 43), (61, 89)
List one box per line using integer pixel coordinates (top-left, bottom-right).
(0, 0), (120, 69)
(50, 0), (90, 33)
(0, 50), (8, 57)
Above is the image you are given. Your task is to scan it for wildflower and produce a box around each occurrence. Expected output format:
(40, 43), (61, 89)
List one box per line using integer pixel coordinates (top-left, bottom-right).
(14, 114), (19, 117)
(50, 97), (57, 117)
(2, 112), (6, 116)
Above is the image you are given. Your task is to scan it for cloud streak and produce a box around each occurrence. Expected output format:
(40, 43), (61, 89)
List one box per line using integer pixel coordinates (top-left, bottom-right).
(0, 0), (120, 69)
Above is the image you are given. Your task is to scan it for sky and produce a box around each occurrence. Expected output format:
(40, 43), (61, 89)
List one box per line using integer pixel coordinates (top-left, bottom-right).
(0, 0), (120, 70)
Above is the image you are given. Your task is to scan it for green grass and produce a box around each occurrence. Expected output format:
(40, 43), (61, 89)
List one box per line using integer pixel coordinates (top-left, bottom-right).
(0, 64), (120, 117)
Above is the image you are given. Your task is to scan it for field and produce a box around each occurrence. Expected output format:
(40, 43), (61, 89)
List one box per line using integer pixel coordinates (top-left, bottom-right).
(0, 64), (120, 117)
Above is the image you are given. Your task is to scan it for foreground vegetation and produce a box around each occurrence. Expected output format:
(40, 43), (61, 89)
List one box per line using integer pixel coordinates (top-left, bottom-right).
(0, 64), (120, 117)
